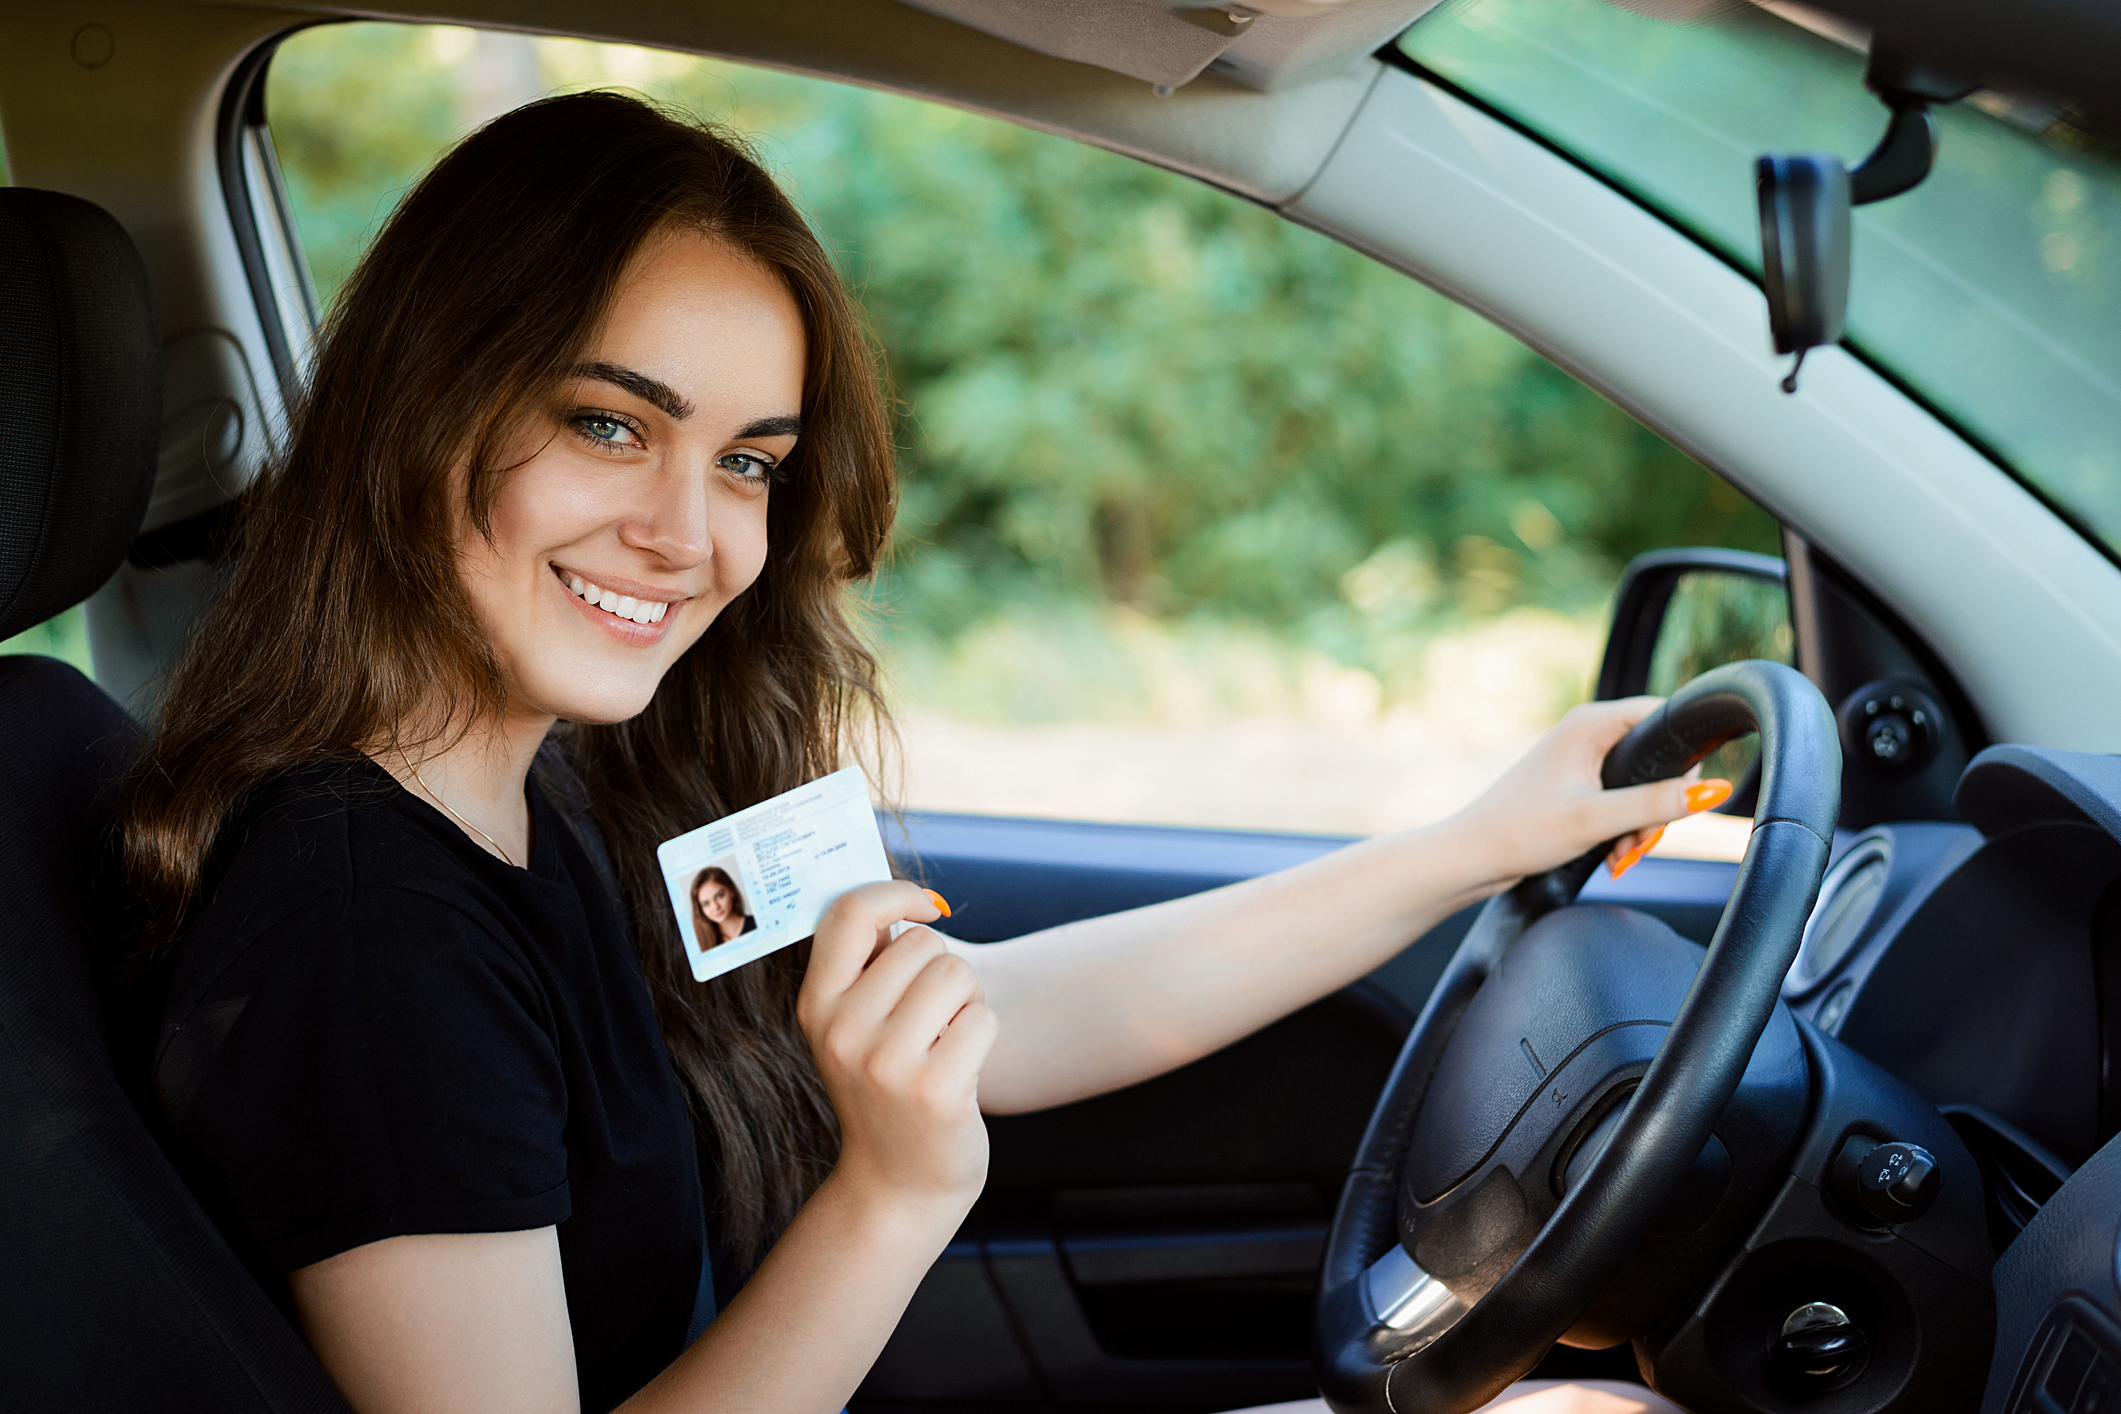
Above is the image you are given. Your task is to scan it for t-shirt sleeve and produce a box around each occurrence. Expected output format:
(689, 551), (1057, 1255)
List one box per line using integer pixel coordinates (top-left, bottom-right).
(176, 887), (572, 1272)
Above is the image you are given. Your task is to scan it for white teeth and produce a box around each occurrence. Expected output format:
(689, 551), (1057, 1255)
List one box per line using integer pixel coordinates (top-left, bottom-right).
(563, 570), (672, 626)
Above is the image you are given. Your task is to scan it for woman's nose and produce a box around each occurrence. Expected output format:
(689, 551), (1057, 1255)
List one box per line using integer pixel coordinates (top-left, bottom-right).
(618, 458), (713, 566)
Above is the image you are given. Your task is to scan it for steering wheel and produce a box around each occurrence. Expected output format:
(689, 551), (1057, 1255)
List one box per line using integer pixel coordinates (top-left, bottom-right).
(1314, 660), (1840, 1412)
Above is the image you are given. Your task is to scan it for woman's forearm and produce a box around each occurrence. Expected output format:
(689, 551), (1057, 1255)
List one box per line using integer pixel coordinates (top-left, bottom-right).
(965, 821), (1496, 1114)
(622, 1172), (963, 1414)
(962, 699), (1712, 1115)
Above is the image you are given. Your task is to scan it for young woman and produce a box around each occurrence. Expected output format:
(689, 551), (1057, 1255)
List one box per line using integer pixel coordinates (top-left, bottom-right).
(690, 866), (756, 947)
(124, 93), (1719, 1414)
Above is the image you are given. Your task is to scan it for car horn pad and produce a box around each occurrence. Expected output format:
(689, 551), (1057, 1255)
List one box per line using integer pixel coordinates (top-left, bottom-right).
(1313, 660), (1840, 1414)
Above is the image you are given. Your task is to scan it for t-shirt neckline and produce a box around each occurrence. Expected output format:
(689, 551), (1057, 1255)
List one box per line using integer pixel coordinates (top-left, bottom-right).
(349, 752), (564, 882)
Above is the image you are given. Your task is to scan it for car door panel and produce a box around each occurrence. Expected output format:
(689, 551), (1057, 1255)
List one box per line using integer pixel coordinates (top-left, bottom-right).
(856, 812), (1741, 1409)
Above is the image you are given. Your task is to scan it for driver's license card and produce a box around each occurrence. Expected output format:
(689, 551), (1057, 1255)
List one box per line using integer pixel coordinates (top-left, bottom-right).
(655, 768), (893, 983)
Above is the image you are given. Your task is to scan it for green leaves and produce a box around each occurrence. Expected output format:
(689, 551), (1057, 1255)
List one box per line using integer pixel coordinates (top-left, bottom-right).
(268, 26), (1779, 674)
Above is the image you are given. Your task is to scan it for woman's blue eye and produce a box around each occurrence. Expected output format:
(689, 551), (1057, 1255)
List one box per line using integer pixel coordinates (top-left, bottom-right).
(572, 413), (642, 449)
(722, 452), (779, 484)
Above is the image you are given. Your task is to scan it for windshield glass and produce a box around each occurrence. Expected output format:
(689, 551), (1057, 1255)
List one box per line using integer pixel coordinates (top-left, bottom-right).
(1396, 0), (2121, 560)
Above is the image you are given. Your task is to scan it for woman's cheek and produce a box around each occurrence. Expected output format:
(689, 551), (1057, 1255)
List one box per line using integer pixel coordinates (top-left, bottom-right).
(720, 499), (772, 598)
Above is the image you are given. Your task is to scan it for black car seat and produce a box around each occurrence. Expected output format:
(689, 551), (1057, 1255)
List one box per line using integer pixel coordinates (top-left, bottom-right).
(0, 187), (346, 1410)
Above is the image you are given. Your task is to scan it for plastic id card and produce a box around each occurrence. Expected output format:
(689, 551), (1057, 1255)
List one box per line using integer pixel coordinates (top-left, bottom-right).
(656, 767), (893, 983)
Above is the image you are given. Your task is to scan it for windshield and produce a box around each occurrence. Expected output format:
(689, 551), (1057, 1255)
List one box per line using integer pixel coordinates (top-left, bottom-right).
(1396, 0), (2121, 561)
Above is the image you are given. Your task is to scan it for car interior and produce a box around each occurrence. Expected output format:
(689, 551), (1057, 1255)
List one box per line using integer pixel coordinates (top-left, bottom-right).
(4, 0), (2121, 1411)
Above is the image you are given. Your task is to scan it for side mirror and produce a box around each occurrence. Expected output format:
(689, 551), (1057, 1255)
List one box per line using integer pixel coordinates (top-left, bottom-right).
(1597, 548), (1794, 815)
(1597, 548), (1792, 702)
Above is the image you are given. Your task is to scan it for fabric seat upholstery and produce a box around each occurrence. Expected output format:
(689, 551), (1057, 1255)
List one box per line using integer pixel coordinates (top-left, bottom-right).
(0, 188), (346, 1410)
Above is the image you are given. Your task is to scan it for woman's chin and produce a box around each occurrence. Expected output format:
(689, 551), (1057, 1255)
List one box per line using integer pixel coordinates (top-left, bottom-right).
(524, 675), (662, 729)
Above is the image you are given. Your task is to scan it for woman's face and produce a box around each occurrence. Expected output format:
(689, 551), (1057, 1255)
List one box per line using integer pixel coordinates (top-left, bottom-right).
(457, 229), (807, 727)
(697, 880), (733, 923)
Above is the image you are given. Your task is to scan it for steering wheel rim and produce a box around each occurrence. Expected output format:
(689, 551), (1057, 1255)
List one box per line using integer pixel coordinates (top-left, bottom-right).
(1314, 660), (1841, 1413)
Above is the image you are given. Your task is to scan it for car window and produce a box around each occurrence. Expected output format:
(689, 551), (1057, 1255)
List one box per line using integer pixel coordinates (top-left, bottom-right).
(1395, 0), (2121, 565)
(259, 22), (1782, 847)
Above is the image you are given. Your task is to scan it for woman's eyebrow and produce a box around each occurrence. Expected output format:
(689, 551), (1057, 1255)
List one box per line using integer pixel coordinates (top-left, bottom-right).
(573, 362), (693, 421)
(738, 415), (803, 439)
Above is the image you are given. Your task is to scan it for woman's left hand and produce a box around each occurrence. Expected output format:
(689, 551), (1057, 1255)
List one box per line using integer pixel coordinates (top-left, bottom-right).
(1446, 696), (1733, 892)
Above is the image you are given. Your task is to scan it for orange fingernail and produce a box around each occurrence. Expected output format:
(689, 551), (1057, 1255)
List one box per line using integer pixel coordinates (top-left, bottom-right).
(924, 889), (952, 919)
(1686, 779), (1734, 813)
(1608, 826), (1664, 880)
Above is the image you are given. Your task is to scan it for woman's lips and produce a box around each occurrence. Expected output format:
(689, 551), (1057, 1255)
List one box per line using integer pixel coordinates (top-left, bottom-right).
(552, 563), (681, 645)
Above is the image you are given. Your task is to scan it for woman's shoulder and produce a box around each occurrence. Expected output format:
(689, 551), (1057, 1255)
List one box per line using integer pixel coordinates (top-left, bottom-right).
(207, 757), (450, 903)
(166, 757), (524, 1005)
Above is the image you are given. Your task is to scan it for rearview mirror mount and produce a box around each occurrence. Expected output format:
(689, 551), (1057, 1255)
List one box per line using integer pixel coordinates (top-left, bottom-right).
(1755, 42), (1974, 393)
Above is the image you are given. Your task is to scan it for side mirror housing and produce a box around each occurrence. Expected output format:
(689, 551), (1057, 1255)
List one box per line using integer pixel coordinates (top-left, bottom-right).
(1598, 548), (1794, 814)
(1597, 548), (1792, 701)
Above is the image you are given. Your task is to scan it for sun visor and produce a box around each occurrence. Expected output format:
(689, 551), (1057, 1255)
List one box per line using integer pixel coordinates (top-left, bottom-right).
(893, 0), (1418, 91)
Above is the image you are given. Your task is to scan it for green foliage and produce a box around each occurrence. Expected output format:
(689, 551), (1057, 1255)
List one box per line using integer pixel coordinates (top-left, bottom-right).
(0, 604), (94, 676)
(265, 25), (1779, 691)
(268, 23), (465, 299)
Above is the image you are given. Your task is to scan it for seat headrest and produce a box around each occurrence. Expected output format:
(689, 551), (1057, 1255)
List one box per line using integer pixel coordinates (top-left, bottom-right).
(0, 188), (160, 642)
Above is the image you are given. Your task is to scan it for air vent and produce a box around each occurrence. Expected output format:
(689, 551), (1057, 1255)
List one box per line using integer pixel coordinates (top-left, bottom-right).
(1786, 835), (1890, 996)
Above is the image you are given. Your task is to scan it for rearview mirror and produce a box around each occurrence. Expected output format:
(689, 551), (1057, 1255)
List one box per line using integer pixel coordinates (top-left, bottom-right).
(1756, 154), (1850, 388)
(1754, 43), (1972, 391)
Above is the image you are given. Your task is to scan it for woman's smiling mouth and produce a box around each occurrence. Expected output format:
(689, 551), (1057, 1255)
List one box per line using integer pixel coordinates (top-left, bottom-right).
(551, 563), (685, 642)
(557, 566), (672, 624)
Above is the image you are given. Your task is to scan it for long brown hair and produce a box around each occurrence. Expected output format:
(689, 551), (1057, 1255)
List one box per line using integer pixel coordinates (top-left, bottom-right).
(121, 91), (896, 1271)
(690, 866), (750, 948)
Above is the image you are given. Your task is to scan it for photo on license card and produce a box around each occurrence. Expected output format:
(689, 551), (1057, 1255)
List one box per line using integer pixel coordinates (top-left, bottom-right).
(656, 767), (894, 983)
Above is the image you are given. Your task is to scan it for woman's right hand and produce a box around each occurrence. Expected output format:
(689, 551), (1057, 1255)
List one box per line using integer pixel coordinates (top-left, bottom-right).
(797, 882), (998, 1216)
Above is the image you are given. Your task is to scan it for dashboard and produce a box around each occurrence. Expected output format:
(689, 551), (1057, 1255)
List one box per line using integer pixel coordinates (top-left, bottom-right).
(1770, 746), (2121, 1412)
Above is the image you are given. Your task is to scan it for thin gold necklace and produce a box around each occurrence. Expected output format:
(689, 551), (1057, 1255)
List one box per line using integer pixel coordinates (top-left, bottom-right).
(399, 748), (518, 868)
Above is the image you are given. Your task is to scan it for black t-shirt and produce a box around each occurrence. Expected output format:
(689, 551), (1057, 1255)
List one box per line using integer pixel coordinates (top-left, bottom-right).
(153, 756), (706, 1413)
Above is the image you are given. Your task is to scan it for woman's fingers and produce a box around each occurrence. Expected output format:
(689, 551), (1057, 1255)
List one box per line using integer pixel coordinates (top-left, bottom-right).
(871, 948), (985, 1059)
(800, 881), (945, 1003)
(1554, 697), (1662, 769)
(1606, 825), (1665, 879)
(1594, 775), (1722, 839)
(926, 999), (1001, 1096)
(1596, 775), (1736, 876)
(830, 927), (961, 1041)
